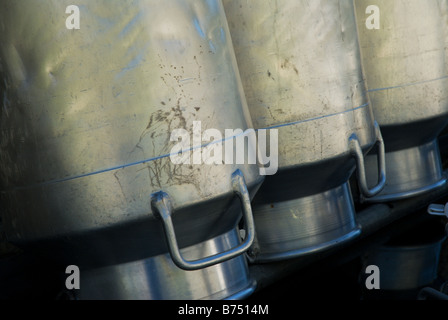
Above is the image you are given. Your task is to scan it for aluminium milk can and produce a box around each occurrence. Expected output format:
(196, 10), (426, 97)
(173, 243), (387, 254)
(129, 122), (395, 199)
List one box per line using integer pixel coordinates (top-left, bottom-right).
(223, 0), (386, 262)
(0, 0), (262, 299)
(354, 0), (448, 202)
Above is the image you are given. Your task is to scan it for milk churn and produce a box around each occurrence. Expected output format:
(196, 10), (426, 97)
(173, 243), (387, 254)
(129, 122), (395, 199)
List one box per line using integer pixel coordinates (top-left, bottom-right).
(0, 0), (262, 299)
(223, 0), (386, 262)
(354, 0), (448, 202)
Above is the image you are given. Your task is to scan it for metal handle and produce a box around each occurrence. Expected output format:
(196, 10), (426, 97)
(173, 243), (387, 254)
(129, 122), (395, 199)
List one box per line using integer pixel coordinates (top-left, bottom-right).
(151, 169), (255, 271)
(350, 121), (386, 198)
(418, 287), (448, 300)
(428, 203), (448, 217)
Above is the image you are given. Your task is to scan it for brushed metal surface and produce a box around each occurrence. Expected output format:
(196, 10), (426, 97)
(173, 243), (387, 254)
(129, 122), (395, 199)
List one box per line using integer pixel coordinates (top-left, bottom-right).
(355, 0), (448, 201)
(77, 228), (255, 300)
(224, 0), (376, 179)
(251, 183), (361, 262)
(223, 0), (377, 260)
(0, 0), (262, 286)
(363, 220), (446, 291)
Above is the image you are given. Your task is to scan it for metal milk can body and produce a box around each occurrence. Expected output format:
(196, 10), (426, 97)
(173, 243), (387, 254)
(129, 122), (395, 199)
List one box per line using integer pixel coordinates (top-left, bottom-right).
(355, 0), (448, 202)
(223, 0), (385, 262)
(0, 0), (262, 299)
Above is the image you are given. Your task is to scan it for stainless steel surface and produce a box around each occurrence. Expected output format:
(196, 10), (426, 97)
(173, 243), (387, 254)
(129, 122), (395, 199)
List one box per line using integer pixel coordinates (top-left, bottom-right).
(0, 0), (262, 299)
(355, 0), (448, 201)
(78, 228), (256, 300)
(250, 179), (448, 295)
(250, 183), (361, 262)
(365, 246), (443, 291)
(363, 223), (446, 291)
(223, 0), (379, 261)
(151, 169), (255, 270)
(364, 140), (445, 202)
(350, 121), (386, 198)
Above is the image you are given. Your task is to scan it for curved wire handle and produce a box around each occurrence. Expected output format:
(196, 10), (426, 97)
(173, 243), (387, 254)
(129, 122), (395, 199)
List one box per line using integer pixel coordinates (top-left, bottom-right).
(350, 121), (386, 198)
(151, 169), (255, 271)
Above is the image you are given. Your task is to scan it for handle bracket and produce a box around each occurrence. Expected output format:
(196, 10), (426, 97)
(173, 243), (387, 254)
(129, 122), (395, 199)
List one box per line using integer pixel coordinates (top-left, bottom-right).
(151, 169), (255, 271)
(428, 203), (448, 217)
(350, 121), (386, 198)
